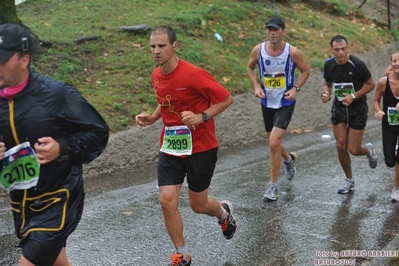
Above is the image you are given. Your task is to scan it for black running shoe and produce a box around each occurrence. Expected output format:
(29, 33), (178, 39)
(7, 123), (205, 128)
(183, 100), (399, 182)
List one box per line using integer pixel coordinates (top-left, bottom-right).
(219, 200), (237, 240)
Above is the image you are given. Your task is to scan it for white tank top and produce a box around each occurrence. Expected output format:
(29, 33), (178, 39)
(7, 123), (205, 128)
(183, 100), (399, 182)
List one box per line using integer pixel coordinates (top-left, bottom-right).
(257, 42), (296, 109)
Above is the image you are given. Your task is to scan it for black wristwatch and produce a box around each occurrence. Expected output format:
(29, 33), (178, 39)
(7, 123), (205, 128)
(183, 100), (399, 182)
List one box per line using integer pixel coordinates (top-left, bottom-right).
(202, 112), (209, 122)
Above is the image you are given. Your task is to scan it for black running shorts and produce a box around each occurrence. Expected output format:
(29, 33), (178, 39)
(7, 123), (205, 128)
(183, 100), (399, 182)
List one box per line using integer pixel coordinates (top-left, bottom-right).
(21, 238), (66, 266)
(158, 148), (218, 192)
(261, 102), (296, 132)
(331, 102), (368, 130)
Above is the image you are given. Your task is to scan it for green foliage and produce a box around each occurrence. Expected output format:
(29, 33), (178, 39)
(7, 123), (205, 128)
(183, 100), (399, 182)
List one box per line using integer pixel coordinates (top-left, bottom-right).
(311, 59), (326, 71)
(113, 103), (122, 111)
(327, 0), (354, 16)
(17, 0), (397, 132)
(119, 117), (128, 127)
(182, 43), (205, 64)
(391, 17), (399, 40)
(392, 29), (399, 40)
(391, 255), (399, 266)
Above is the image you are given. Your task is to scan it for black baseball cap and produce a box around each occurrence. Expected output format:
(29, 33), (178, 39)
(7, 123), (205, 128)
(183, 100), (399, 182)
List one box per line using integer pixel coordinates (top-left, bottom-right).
(0, 23), (31, 64)
(265, 17), (286, 29)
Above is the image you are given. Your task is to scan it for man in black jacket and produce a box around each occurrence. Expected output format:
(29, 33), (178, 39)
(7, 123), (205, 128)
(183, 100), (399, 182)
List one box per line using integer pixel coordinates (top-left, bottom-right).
(0, 23), (109, 266)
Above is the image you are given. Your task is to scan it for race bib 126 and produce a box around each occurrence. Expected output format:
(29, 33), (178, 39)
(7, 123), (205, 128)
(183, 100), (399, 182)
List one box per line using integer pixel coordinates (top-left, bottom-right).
(0, 141), (40, 191)
(263, 72), (286, 90)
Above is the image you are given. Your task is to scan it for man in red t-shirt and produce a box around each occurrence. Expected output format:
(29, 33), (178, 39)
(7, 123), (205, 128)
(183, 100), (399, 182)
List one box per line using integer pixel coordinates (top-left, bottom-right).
(135, 25), (236, 266)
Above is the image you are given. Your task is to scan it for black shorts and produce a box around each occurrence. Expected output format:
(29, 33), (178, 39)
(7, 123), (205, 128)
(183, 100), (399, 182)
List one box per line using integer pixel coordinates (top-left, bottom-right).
(261, 102), (296, 132)
(331, 102), (368, 130)
(158, 148), (218, 192)
(21, 238), (66, 266)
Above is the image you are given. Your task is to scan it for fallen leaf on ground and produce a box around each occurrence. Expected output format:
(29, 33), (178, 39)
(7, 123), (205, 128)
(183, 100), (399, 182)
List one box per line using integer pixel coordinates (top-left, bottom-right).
(290, 128), (303, 134)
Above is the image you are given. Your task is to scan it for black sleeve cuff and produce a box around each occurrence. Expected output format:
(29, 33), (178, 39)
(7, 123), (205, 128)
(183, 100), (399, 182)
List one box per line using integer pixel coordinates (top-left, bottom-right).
(57, 138), (70, 159)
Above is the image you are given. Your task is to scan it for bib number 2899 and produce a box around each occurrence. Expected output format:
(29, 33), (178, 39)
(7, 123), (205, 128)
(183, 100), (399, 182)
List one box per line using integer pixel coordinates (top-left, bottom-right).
(161, 126), (193, 156)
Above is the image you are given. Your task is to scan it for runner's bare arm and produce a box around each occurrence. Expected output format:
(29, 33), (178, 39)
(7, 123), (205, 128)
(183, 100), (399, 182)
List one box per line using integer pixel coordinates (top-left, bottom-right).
(247, 44), (265, 98)
(181, 95), (233, 126)
(321, 81), (332, 103)
(373, 76), (387, 119)
(135, 104), (162, 128)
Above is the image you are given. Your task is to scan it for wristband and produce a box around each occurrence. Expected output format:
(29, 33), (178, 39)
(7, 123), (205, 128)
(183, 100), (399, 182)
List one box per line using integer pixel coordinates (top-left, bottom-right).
(351, 93), (356, 100)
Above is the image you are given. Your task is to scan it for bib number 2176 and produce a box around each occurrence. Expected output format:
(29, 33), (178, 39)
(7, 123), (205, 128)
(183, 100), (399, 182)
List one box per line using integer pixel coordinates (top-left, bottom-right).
(0, 142), (40, 191)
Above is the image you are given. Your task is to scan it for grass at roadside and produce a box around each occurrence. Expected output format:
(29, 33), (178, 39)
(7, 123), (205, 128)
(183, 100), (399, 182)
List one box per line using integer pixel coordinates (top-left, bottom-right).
(16, 0), (397, 132)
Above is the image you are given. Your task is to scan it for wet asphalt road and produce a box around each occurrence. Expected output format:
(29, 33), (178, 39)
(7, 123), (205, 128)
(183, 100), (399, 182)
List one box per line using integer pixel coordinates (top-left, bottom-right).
(1, 119), (399, 266)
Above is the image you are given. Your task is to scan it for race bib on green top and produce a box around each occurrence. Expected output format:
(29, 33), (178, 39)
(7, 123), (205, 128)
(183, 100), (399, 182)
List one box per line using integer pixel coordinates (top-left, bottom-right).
(387, 107), (399, 126)
(160, 126), (193, 156)
(0, 141), (40, 191)
(333, 82), (355, 101)
(263, 72), (286, 90)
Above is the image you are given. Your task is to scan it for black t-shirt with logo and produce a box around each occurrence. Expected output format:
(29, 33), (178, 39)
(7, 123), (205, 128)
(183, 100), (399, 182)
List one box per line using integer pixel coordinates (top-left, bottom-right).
(323, 54), (372, 106)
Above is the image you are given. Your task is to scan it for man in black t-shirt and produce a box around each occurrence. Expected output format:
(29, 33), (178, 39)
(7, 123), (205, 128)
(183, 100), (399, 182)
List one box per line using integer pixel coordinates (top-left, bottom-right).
(321, 35), (377, 194)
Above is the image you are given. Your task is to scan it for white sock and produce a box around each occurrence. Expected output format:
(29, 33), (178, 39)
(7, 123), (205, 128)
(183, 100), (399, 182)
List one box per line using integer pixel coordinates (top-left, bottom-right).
(218, 207), (227, 223)
(176, 245), (188, 260)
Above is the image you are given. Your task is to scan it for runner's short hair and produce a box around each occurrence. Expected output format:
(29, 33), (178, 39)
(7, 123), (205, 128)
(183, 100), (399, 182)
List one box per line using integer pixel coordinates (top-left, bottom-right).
(329, 35), (348, 47)
(151, 25), (177, 45)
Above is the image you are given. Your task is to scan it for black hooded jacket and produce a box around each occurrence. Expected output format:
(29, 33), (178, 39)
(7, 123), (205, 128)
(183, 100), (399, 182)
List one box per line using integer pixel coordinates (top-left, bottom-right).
(0, 69), (109, 243)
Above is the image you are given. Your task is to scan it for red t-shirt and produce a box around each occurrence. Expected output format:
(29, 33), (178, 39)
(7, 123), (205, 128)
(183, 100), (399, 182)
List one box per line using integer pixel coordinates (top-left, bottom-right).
(152, 59), (231, 155)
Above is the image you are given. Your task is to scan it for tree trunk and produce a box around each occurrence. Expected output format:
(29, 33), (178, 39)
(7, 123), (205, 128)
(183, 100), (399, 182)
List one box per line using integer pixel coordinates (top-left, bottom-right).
(358, 0), (367, 9)
(387, 0), (391, 30)
(0, 0), (22, 24)
(0, 0), (44, 60)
